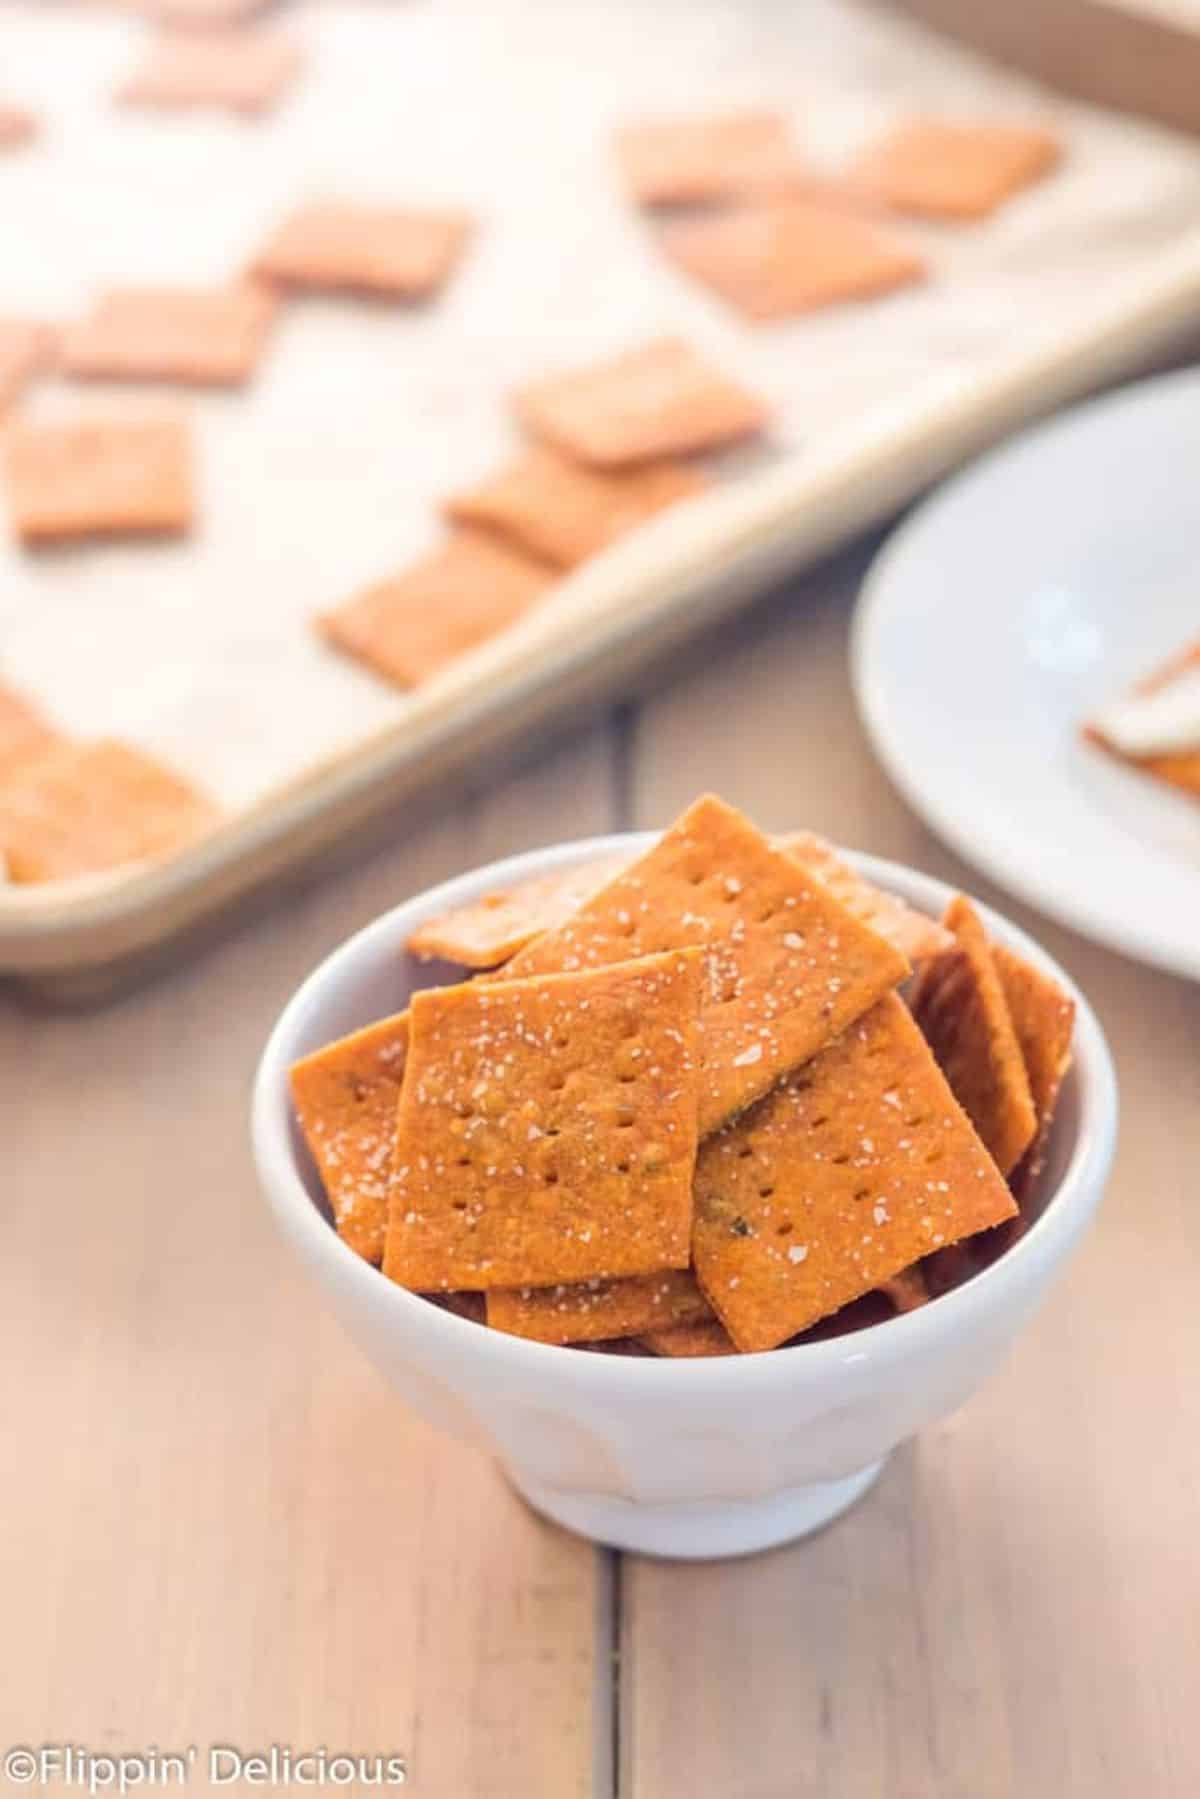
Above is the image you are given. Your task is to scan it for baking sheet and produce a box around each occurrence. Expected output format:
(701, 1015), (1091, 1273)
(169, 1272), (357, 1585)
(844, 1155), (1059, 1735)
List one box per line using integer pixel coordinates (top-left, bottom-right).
(2, 0), (1200, 976)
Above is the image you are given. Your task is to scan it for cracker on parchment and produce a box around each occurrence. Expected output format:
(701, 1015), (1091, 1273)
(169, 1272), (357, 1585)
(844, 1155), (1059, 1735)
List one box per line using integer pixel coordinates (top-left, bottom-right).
(692, 992), (1017, 1351)
(0, 106), (37, 149)
(383, 950), (702, 1291)
(615, 110), (802, 207)
(253, 200), (472, 299)
(0, 320), (58, 414)
(514, 338), (768, 468)
(62, 284), (277, 386)
(4, 414), (193, 544)
(318, 532), (553, 689)
(847, 119), (1061, 222)
(290, 1012), (411, 1265)
(910, 896), (1037, 1178)
(117, 27), (303, 115)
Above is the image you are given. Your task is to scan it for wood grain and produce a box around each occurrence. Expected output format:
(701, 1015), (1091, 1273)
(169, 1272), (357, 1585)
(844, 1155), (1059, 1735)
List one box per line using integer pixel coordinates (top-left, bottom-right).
(621, 550), (1200, 1799)
(0, 729), (618, 1799)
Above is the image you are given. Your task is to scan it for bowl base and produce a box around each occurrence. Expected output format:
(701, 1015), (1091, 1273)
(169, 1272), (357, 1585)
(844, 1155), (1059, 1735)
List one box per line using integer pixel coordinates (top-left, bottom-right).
(509, 1459), (886, 1560)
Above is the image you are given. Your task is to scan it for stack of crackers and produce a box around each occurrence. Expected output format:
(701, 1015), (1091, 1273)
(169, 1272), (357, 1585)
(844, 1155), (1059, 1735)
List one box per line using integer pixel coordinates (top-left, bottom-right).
(291, 795), (1075, 1356)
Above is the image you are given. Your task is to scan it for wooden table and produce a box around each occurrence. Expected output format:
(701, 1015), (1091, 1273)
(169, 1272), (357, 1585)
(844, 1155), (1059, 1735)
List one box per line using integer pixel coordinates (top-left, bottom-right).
(3, 539), (1198, 1798)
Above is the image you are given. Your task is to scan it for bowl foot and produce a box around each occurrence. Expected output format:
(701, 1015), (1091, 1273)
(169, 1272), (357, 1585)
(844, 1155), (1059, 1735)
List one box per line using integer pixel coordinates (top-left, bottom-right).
(509, 1459), (886, 1560)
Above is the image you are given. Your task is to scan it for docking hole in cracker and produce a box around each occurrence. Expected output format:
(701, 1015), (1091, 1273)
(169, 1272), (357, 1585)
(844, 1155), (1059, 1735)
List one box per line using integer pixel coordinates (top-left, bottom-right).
(291, 794), (1072, 1355)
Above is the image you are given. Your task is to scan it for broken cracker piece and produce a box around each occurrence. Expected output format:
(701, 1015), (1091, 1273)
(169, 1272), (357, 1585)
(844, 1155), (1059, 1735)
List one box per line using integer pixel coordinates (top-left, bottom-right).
(62, 284), (277, 387)
(253, 199), (472, 300)
(910, 896), (1037, 1178)
(514, 338), (768, 468)
(848, 119), (1061, 222)
(383, 949), (702, 1292)
(0, 320), (58, 414)
(693, 992), (1017, 1351)
(445, 444), (708, 571)
(488, 1268), (710, 1345)
(0, 684), (63, 782)
(878, 1266), (930, 1313)
(501, 793), (910, 1136)
(660, 198), (925, 320)
(0, 739), (217, 883)
(615, 110), (803, 207)
(290, 1012), (411, 1265)
(318, 531), (553, 689)
(407, 851), (635, 968)
(778, 831), (952, 965)
(642, 1318), (738, 1357)
(117, 27), (303, 115)
(993, 943), (1075, 1202)
(3, 414), (193, 544)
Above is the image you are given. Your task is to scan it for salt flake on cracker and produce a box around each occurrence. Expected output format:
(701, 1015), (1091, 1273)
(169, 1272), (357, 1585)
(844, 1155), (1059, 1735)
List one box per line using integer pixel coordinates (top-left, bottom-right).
(777, 831), (951, 964)
(910, 896), (1037, 1178)
(445, 445), (708, 571)
(318, 532), (553, 689)
(383, 949), (702, 1292)
(615, 110), (803, 207)
(62, 285), (277, 387)
(693, 992), (1017, 1351)
(514, 338), (768, 469)
(503, 794), (910, 1136)
(253, 200), (472, 300)
(488, 1268), (711, 1346)
(407, 851), (635, 968)
(3, 414), (193, 545)
(290, 1012), (411, 1266)
(660, 198), (925, 321)
(848, 119), (1061, 222)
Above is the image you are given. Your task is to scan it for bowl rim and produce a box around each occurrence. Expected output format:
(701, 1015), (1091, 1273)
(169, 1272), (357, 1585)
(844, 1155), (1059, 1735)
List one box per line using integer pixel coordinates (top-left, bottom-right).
(251, 831), (1118, 1389)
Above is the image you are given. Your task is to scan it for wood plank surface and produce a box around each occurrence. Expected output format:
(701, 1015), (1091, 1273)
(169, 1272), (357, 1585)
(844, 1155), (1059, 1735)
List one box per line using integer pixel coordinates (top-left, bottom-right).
(620, 548), (1200, 1799)
(0, 727), (619, 1799)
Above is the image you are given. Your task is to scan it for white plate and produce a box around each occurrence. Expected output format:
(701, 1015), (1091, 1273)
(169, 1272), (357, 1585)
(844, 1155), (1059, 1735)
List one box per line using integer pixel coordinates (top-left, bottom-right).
(853, 367), (1200, 981)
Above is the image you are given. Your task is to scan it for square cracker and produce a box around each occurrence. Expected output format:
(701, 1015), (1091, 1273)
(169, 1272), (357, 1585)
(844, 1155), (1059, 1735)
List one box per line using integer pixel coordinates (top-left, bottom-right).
(993, 944), (1075, 1202)
(407, 851), (636, 968)
(445, 445), (709, 571)
(514, 338), (769, 468)
(0, 319), (57, 414)
(659, 199), (925, 321)
(910, 896), (1037, 1178)
(117, 28), (302, 115)
(253, 200), (472, 300)
(848, 119), (1061, 222)
(693, 992), (1018, 1351)
(383, 949), (702, 1292)
(615, 110), (802, 207)
(318, 531), (553, 689)
(501, 794), (910, 1136)
(3, 414), (193, 544)
(641, 1318), (737, 1357)
(62, 285), (277, 387)
(777, 831), (952, 965)
(487, 1268), (711, 1345)
(0, 739), (217, 883)
(290, 1012), (411, 1265)
(0, 684), (63, 782)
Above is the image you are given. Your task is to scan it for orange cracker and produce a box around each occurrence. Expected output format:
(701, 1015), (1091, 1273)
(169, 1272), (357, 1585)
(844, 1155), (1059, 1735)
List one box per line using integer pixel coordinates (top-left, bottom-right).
(3, 414), (193, 544)
(514, 338), (769, 469)
(778, 831), (953, 965)
(614, 110), (803, 207)
(487, 1268), (711, 1345)
(318, 531), (553, 690)
(659, 198), (925, 321)
(253, 200), (472, 300)
(993, 943), (1075, 1202)
(383, 949), (702, 1292)
(0, 683), (63, 783)
(692, 992), (1018, 1352)
(407, 851), (636, 968)
(290, 1012), (411, 1265)
(910, 896), (1037, 1178)
(444, 445), (709, 571)
(847, 119), (1062, 222)
(0, 106), (36, 149)
(1085, 640), (1200, 802)
(501, 794), (910, 1136)
(0, 739), (217, 883)
(642, 1318), (737, 1357)
(62, 284), (277, 387)
(117, 27), (303, 116)
(0, 319), (57, 414)
(137, 0), (274, 21)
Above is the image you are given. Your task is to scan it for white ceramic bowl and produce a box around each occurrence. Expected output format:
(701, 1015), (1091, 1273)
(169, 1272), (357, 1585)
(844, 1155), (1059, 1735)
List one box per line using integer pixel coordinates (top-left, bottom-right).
(252, 836), (1117, 1561)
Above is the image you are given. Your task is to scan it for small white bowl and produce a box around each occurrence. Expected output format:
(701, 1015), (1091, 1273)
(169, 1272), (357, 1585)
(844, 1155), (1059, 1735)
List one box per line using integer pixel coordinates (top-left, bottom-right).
(252, 836), (1117, 1561)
